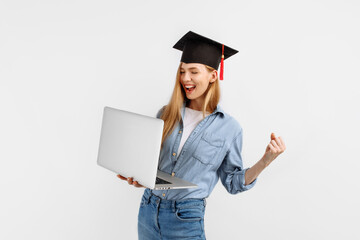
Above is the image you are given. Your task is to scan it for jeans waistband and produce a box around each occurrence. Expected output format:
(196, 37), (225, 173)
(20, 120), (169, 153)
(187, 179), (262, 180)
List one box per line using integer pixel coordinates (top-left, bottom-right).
(143, 189), (206, 209)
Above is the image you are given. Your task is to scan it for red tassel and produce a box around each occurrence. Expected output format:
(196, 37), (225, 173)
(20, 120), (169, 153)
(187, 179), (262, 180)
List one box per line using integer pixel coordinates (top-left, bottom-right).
(220, 44), (224, 80)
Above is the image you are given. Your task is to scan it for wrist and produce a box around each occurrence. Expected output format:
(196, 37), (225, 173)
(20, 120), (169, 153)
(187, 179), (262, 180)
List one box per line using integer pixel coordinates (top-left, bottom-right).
(261, 155), (273, 167)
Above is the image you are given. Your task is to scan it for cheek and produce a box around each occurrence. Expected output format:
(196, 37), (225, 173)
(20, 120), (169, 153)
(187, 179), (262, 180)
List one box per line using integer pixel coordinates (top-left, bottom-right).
(196, 84), (208, 95)
(198, 80), (209, 89)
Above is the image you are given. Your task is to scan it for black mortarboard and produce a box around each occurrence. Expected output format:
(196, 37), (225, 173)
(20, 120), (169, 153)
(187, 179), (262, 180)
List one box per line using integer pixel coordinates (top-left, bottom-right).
(173, 31), (238, 80)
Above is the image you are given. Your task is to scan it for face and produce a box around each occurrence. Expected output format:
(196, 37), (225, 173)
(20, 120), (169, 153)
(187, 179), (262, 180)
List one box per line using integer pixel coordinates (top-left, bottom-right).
(179, 62), (217, 104)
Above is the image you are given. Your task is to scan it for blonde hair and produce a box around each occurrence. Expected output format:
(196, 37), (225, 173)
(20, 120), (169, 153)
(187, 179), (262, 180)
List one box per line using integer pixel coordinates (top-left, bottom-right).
(159, 62), (220, 148)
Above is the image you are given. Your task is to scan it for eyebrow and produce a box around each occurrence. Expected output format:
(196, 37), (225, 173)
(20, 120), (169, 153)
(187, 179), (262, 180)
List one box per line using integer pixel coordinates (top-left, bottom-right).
(180, 67), (199, 70)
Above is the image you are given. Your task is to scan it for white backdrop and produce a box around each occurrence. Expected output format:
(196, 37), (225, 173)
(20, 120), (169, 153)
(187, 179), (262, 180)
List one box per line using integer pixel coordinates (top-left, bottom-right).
(1, 0), (359, 239)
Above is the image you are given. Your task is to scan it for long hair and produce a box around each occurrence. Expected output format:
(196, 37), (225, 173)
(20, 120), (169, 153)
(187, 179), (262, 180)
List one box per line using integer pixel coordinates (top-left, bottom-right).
(159, 62), (221, 148)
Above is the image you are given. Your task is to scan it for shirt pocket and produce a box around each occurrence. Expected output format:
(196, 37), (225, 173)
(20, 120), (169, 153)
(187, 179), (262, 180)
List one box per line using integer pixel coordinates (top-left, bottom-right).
(193, 132), (225, 165)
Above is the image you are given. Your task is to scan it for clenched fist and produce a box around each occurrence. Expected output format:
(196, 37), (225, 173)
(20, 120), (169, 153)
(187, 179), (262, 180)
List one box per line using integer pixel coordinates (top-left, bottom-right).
(262, 133), (286, 166)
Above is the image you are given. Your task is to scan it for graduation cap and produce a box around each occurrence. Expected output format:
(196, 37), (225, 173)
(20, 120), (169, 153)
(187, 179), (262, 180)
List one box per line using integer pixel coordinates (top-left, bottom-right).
(173, 31), (238, 80)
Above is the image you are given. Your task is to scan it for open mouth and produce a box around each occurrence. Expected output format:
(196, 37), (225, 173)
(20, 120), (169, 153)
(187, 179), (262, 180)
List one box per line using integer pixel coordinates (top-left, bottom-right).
(184, 85), (196, 94)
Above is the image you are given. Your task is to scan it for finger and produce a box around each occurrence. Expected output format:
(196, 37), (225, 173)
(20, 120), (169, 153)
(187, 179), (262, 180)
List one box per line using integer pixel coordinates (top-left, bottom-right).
(268, 143), (277, 153)
(127, 177), (133, 185)
(133, 181), (144, 188)
(117, 174), (127, 180)
(279, 136), (286, 149)
(274, 137), (282, 148)
(271, 132), (276, 141)
(271, 140), (280, 150)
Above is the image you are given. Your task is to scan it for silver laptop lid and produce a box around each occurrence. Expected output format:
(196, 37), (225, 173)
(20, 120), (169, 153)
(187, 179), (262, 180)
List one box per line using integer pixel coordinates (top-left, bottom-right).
(97, 106), (163, 189)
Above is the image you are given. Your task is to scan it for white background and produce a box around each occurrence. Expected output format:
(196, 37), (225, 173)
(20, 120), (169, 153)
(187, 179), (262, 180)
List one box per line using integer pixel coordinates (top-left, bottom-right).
(1, 0), (359, 239)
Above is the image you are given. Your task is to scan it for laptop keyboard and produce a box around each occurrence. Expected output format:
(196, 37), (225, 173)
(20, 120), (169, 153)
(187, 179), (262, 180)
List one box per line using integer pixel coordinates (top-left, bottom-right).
(156, 177), (171, 185)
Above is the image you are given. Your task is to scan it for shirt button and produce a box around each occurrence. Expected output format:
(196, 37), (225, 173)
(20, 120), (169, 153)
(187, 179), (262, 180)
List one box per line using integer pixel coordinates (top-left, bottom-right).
(172, 172), (175, 176)
(162, 193), (165, 197)
(172, 152), (176, 156)
(179, 130), (182, 134)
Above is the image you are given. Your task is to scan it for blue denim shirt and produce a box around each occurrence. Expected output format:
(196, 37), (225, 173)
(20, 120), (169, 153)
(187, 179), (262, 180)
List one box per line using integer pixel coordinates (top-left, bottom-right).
(149, 101), (257, 200)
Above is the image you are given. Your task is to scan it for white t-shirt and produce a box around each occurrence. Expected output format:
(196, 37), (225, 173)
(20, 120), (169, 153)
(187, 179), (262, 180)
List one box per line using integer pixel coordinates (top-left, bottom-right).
(177, 107), (210, 158)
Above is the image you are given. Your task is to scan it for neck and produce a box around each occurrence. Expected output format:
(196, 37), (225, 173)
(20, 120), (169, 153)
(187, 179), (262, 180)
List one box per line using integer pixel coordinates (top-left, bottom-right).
(186, 98), (205, 111)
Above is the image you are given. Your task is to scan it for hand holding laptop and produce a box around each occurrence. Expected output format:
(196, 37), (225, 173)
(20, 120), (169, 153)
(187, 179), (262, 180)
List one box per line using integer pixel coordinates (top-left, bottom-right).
(117, 174), (145, 188)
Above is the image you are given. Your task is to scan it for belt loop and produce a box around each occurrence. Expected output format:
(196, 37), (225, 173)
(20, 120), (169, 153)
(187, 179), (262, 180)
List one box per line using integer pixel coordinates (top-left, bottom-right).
(203, 198), (207, 207)
(145, 189), (151, 204)
(172, 200), (176, 213)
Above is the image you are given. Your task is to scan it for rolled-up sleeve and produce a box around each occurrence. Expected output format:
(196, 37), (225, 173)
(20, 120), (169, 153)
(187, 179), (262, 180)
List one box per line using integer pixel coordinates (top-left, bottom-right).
(217, 129), (257, 194)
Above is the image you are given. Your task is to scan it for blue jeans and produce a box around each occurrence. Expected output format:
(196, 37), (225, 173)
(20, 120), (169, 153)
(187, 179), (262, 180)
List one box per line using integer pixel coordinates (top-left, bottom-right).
(138, 189), (206, 240)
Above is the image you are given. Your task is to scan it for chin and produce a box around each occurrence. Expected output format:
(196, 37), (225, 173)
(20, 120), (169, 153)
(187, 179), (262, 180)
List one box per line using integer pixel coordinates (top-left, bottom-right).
(186, 95), (197, 100)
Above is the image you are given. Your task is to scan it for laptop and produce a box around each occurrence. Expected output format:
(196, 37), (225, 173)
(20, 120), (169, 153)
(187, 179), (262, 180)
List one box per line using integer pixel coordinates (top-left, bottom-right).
(97, 106), (197, 190)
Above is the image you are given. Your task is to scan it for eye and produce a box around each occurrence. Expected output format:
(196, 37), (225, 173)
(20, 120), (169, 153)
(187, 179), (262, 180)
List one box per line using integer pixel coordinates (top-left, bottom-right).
(180, 71), (184, 74)
(191, 72), (198, 74)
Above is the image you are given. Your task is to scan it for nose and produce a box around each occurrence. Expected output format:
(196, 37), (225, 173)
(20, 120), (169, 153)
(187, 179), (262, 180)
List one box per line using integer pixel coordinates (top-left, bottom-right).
(182, 72), (191, 82)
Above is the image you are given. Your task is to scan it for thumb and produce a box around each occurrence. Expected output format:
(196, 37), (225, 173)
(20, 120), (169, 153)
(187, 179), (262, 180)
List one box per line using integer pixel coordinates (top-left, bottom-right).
(271, 132), (276, 141)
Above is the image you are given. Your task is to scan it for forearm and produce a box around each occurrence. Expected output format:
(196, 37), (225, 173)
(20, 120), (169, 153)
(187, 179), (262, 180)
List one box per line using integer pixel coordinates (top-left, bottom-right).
(244, 155), (270, 185)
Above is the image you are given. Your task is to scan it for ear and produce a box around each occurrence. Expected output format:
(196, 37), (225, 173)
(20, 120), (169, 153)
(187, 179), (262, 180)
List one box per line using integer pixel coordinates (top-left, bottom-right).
(209, 70), (218, 83)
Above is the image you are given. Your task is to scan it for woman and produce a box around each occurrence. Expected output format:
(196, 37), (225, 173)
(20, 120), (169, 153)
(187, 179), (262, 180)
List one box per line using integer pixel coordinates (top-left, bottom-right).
(117, 31), (286, 240)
